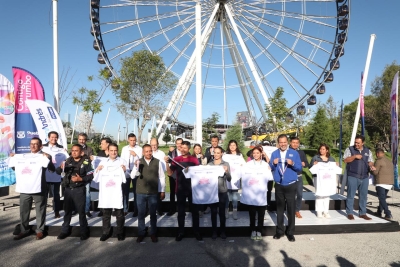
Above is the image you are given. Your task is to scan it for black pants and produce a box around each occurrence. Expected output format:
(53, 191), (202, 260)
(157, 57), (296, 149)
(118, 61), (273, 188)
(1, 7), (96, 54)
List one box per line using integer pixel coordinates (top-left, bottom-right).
(249, 205), (266, 232)
(157, 193), (163, 214)
(267, 180), (273, 205)
(169, 176), (176, 212)
(275, 182), (297, 235)
(102, 208), (125, 235)
(177, 190), (199, 234)
(210, 192), (228, 232)
(62, 187), (88, 234)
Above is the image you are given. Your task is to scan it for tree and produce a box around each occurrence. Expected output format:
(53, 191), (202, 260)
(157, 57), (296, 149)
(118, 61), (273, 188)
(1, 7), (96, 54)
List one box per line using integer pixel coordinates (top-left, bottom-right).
(72, 68), (111, 135)
(202, 112), (221, 143)
(306, 106), (332, 148)
(111, 50), (178, 144)
(151, 128), (157, 139)
(58, 67), (78, 113)
(223, 123), (245, 152)
(75, 112), (96, 138)
(264, 87), (290, 132)
(322, 95), (340, 148)
(162, 127), (172, 146)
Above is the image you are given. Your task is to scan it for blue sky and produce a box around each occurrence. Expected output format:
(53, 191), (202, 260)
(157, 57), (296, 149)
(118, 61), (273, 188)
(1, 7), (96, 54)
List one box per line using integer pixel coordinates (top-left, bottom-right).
(0, 1), (399, 140)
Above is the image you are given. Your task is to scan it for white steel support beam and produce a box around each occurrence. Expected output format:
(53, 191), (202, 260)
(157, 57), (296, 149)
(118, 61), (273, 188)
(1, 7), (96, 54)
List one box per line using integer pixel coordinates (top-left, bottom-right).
(222, 22), (260, 125)
(195, 1), (202, 144)
(225, 4), (272, 113)
(156, 3), (220, 135)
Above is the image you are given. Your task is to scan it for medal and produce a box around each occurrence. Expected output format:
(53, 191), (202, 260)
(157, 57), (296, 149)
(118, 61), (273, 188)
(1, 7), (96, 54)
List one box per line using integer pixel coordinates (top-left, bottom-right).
(61, 162), (65, 178)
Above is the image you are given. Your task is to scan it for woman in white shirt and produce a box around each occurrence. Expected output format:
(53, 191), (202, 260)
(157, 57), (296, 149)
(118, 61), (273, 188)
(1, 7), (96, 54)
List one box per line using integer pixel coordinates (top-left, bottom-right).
(241, 146), (273, 241)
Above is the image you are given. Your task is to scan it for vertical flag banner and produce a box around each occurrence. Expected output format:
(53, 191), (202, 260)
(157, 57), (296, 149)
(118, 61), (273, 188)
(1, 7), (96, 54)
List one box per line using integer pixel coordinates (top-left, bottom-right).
(12, 67), (45, 154)
(0, 73), (16, 187)
(360, 72), (365, 136)
(391, 71), (399, 189)
(25, 100), (67, 149)
(339, 99), (343, 168)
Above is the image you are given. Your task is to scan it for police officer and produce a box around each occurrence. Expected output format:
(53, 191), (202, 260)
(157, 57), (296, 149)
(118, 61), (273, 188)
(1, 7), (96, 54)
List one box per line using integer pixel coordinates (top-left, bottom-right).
(57, 144), (94, 240)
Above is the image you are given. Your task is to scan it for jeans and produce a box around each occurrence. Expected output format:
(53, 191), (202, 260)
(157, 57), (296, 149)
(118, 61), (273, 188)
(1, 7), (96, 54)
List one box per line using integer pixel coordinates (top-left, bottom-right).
(249, 205), (266, 232)
(62, 187), (88, 234)
(136, 193), (158, 236)
(85, 183), (91, 213)
(275, 182), (297, 235)
(169, 176), (176, 212)
(226, 189), (239, 210)
(295, 175), (303, 212)
(102, 208), (125, 235)
(376, 186), (391, 217)
(211, 192), (228, 232)
(177, 191), (199, 234)
(346, 176), (369, 215)
(123, 177), (138, 213)
(47, 182), (61, 214)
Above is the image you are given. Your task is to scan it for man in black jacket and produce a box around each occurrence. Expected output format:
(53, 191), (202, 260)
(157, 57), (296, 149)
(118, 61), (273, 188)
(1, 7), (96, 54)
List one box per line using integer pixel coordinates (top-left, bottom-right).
(204, 135), (224, 163)
(56, 144), (94, 240)
(290, 137), (309, 219)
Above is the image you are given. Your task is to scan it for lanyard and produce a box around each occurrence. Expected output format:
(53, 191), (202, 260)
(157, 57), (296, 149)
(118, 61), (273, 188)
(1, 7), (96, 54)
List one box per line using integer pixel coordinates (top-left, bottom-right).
(278, 161), (288, 176)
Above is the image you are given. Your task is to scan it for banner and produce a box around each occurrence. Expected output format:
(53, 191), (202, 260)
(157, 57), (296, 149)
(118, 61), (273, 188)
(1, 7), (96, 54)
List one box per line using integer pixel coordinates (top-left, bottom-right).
(26, 100), (67, 149)
(391, 71), (399, 189)
(0, 73), (16, 187)
(12, 67), (45, 154)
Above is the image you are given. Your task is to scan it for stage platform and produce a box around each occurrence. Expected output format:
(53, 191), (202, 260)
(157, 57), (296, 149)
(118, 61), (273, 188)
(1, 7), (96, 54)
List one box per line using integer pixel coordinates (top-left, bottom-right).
(60, 192), (359, 212)
(31, 210), (399, 238)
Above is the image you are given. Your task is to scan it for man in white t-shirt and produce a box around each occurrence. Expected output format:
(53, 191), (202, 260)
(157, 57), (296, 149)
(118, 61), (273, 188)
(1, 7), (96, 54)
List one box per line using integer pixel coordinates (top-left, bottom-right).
(150, 138), (166, 216)
(9, 137), (55, 241)
(120, 133), (142, 216)
(93, 143), (127, 241)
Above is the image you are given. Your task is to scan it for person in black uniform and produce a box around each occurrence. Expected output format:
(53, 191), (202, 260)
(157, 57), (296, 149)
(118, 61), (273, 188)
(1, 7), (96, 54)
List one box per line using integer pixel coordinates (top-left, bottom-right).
(57, 144), (94, 240)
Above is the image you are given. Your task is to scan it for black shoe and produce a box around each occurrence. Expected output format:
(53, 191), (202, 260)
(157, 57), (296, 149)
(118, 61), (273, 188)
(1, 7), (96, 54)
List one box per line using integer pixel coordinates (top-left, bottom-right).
(97, 211), (103, 217)
(220, 232), (227, 240)
(80, 233), (89, 240)
(117, 234), (125, 241)
(194, 232), (203, 241)
(212, 231), (217, 240)
(176, 233), (184, 241)
(273, 234), (282, 240)
(166, 211), (175, 216)
(71, 211), (78, 216)
(13, 224), (21, 236)
(286, 234), (295, 242)
(86, 212), (92, 218)
(57, 232), (69, 240)
(157, 211), (164, 216)
(132, 212), (138, 217)
(100, 234), (109, 242)
(136, 236), (145, 243)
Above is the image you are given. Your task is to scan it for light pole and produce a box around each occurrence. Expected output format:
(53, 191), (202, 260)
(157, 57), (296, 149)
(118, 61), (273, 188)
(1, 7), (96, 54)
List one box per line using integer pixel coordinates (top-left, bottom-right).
(123, 126), (126, 141)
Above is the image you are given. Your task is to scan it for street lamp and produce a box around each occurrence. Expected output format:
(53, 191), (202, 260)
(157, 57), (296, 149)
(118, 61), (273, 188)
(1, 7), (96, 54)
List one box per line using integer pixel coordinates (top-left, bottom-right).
(123, 126), (126, 141)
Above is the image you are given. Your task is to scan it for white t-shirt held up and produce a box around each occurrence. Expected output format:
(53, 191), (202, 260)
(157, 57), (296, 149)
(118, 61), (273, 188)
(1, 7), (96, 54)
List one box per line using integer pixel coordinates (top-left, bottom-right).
(309, 162), (342, 196)
(222, 154), (245, 190)
(184, 165), (224, 204)
(42, 146), (69, 183)
(8, 153), (50, 194)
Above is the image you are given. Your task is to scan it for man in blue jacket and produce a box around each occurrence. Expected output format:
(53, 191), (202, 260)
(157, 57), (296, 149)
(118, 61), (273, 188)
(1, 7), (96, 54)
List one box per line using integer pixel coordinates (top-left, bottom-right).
(269, 134), (302, 242)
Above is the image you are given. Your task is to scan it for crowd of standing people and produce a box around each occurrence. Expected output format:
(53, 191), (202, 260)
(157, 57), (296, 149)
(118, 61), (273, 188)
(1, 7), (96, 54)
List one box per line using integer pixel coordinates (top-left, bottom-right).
(8, 132), (395, 243)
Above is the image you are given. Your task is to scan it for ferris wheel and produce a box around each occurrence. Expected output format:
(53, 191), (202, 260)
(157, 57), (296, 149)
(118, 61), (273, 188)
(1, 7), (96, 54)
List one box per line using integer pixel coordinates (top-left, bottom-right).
(90, 0), (350, 135)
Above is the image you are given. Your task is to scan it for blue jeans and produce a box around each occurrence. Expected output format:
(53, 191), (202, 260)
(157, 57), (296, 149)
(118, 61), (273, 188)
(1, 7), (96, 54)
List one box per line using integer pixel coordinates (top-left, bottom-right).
(226, 189), (239, 210)
(376, 186), (391, 217)
(85, 183), (91, 213)
(346, 176), (369, 215)
(47, 182), (61, 214)
(136, 193), (158, 236)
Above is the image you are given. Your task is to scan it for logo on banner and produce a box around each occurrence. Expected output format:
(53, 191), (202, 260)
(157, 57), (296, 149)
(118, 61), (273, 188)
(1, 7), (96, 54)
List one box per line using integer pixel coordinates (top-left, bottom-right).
(47, 107), (57, 119)
(27, 131), (38, 138)
(16, 131), (25, 139)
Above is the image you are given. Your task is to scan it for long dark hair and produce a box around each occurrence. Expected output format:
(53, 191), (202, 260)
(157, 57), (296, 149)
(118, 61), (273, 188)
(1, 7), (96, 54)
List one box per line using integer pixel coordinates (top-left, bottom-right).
(192, 144), (202, 156)
(318, 143), (330, 158)
(226, 140), (241, 155)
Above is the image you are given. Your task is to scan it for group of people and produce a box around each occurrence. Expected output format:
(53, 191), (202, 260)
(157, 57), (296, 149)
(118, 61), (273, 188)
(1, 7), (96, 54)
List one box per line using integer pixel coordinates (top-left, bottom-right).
(8, 131), (394, 243)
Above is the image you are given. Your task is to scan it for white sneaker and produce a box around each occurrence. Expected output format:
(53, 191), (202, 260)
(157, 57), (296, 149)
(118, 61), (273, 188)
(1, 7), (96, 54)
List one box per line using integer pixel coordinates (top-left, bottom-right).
(251, 231), (257, 240)
(233, 209), (238, 220)
(256, 232), (262, 240)
(225, 208), (229, 218)
(324, 212), (331, 219)
(204, 207), (211, 214)
(317, 212), (323, 218)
